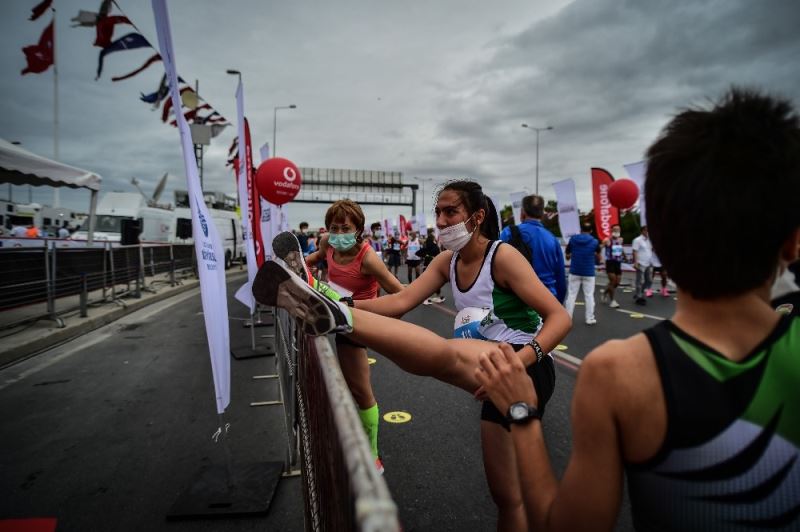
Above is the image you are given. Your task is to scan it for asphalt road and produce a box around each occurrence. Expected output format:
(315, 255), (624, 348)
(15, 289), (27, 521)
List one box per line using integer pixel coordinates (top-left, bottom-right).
(0, 270), (674, 531)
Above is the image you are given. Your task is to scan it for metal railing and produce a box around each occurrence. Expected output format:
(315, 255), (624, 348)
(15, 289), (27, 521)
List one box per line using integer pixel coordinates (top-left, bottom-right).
(271, 307), (399, 531)
(0, 239), (195, 329)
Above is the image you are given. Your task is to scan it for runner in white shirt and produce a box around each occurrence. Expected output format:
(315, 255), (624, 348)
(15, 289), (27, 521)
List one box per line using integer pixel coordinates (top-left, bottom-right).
(631, 226), (653, 305)
(405, 231), (422, 282)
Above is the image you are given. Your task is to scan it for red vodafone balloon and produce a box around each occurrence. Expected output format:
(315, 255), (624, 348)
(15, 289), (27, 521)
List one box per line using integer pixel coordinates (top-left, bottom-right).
(255, 157), (302, 205)
(608, 179), (639, 210)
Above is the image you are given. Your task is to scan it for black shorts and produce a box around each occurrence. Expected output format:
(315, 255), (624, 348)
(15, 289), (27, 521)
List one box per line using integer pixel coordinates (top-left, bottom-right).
(481, 345), (556, 430)
(652, 266), (664, 273)
(335, 333), (366, 349)
(605, 260), (622, 275)
(387, 253), (401, 267)
(406, 259), (421, 267)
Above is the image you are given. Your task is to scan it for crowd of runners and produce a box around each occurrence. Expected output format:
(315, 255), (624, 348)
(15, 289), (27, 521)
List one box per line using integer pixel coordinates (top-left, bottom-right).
(255, 88), (799, 531)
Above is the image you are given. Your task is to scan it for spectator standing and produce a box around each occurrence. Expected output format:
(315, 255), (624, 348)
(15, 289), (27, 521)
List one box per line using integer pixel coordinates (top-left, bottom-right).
(499, 195), (566, 303)
(564, 222), (602, 324)
(631, 226), (653, 305)
(600, 224), (625, 308)
(296, 222), (310, 255)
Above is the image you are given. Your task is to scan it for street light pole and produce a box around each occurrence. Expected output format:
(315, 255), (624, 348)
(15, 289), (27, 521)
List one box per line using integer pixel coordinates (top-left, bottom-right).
(273, 104), (297, 157)
(521, 123), (553, 195)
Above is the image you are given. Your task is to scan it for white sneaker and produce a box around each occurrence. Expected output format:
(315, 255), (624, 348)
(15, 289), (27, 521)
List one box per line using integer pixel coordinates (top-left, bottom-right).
(253, 261), (353, 336)
(430, 296), (445, 304)
(422, 298), (433, 306)
(609, 300), (620, 308)
(586, 318), (597, 325)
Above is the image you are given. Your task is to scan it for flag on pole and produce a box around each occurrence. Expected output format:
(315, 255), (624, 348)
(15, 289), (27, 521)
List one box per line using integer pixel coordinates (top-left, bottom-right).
(95, 32), (150, 80)
(509, 190), (526, 225)
(591, 168), (619, 242)
(552, 178), (581, 239)
(111, 52), (160, 81)
(234, 79), (258, 313)
(29, 0), (53, 21)
(21, 20), (54, 75)
(93, 15), (132, 48)
(623, 161), (647, 226)
(152, 0), (230, 414)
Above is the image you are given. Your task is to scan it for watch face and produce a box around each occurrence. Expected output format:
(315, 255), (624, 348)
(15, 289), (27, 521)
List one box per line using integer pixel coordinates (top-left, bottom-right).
(510, 403), (529, 420)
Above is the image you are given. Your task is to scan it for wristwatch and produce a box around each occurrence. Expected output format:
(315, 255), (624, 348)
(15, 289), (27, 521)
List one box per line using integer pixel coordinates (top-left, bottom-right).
(506, 402), (542, 425)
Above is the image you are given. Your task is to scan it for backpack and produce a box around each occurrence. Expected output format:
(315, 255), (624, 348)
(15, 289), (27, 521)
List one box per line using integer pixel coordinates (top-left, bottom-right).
(507, 224), (533, 266)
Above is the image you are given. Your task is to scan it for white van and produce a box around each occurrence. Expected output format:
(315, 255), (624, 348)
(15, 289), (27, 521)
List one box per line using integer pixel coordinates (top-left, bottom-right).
(72, 192), (175, 243)
(173, 207), (244, 269)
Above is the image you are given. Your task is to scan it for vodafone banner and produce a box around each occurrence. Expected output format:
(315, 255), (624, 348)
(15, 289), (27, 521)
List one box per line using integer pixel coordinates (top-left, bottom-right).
(243, 120), (264, 267)
(552, 178), (581, 239)
(399, 214), (408, 237)
(624, 160), (647, 226)
(152, 0), (230, 414)
(234, 80), (257, 313)
(591, 168), (619, 242)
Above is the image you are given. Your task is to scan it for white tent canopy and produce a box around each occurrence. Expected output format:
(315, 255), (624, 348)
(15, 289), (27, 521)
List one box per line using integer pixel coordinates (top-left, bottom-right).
(0, 138), (102, 243)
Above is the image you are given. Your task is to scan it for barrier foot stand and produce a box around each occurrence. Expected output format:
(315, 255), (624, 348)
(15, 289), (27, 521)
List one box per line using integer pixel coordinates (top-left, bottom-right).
(167, 419), (282, 520)
(231, 312), (276, 359)
(242, 307), (274, 328)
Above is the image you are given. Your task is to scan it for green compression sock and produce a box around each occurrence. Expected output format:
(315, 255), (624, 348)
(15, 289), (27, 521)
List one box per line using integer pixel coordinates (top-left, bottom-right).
(358, 404), (380, 458)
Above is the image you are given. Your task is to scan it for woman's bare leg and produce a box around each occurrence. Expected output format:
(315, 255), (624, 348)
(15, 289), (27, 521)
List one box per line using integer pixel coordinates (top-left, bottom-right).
(347, 307), (488, 394)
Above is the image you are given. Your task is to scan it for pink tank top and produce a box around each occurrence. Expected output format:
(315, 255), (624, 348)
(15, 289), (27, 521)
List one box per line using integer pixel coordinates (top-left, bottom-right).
(326, 241), (379, 301)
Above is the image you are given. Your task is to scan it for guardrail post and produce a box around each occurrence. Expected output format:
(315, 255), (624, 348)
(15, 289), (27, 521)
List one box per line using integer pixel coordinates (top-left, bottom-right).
(44, 241), (54, 317)
(133, 246), (142, 298)
(102, 242), (108, 301)
(169, 244), (176, 286)
(109, 244), (117, 301)
(138, 244), (146, 293)
(80, 273), (88, 317)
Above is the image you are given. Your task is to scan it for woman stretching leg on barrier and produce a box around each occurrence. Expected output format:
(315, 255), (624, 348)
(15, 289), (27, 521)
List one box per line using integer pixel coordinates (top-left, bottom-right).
(255, 180), (571, 532)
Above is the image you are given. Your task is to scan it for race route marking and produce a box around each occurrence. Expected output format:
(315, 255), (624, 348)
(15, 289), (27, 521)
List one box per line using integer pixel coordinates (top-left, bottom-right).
(615, 308), (667, 321)
(368, 357), (376, 365)
(384, 411), (412, 423)
(556, 344), (568, 351)
(575, 301), (584, 306)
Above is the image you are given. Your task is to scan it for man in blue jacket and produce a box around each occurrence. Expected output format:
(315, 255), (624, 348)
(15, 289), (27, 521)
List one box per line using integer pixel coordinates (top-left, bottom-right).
(500, 194), (567, 302)
(564, 221), (602, 324)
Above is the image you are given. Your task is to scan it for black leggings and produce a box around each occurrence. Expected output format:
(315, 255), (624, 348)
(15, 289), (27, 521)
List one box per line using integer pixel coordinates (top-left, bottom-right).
(480, 344), (556, 430)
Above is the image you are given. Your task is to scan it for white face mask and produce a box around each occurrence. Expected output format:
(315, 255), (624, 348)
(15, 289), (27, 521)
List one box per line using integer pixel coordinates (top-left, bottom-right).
(438, 215), (475, 252)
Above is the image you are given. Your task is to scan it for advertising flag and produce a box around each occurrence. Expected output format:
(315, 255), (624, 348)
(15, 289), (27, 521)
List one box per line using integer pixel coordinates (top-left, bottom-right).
(242, 119), (264, 266)
(624, 160), (647, 226)
(591, 168), (619, 242)
(234, 79), (257, 312)
(552, 178), (581, 239)
(509, 190), (526, 225)
(152, 0), (230, 414)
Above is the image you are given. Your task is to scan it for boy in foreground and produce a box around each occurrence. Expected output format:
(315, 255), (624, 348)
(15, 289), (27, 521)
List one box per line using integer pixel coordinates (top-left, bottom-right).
(476, 88), (800, 530)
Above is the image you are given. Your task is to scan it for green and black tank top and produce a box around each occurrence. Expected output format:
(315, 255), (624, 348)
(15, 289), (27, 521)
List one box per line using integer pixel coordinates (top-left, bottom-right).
(625, 315), (800, 531)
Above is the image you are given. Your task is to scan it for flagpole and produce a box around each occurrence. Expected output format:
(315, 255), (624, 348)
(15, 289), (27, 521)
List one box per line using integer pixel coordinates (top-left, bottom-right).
(52, 2), (60, 207)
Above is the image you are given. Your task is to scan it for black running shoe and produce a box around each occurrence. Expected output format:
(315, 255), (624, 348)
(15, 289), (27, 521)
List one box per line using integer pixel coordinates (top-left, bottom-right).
(272, 231), (313, 285)
(252, 260), (353, 336)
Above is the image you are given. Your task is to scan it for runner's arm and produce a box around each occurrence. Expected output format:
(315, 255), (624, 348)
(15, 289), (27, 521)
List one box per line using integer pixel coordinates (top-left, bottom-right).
(493, 244), (571, 365)
(476, 343), (624, 532)
(356, 250), (451, 317)
(361, 246), (404, 294)
(305, 234), (328, 266)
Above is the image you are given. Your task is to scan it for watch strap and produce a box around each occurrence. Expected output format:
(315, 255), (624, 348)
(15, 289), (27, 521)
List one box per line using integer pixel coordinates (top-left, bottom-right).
(506, 402), (542, 424)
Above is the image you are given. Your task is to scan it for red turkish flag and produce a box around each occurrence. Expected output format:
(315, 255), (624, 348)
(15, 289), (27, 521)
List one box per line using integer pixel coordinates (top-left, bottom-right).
(94, 15), (131, 48)
(21, 21), (54, 75)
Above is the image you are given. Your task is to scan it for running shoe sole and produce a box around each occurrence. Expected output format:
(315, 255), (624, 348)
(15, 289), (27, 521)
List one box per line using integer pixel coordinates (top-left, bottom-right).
(252, 261), (352, 336)
(272, 231), (313, 285)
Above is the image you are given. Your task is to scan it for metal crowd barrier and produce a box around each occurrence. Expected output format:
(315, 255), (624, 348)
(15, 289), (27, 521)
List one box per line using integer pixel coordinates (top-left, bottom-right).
(271, 307), (399, 531)
(0, 239), (195, 329)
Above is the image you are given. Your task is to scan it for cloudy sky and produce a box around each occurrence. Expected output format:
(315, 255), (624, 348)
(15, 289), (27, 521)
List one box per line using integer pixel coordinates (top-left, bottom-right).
(2, 0), (799, 229)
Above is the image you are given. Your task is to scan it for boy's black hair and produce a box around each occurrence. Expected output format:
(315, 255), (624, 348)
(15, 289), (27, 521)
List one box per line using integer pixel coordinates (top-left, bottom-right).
(436, 180), (500, 240)
(299, 221), (309, 230)
(370, 222), (382, 231)
(645, 87), (800, 299)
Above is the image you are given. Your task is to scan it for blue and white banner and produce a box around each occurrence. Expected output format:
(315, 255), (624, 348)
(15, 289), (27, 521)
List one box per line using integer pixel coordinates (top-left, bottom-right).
(152, 0), (230, 414)
(624, 160), (647, 226)
(234, 79), (258, 313)
(552, 178), (581, 239)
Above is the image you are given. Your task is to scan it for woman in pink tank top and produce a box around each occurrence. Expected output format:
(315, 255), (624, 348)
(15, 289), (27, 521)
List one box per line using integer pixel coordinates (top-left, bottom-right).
(304, 200), (403, 473)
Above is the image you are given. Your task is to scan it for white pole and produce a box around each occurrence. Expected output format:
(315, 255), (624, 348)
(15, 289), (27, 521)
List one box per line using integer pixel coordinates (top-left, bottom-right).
(52, 3), (60, 207)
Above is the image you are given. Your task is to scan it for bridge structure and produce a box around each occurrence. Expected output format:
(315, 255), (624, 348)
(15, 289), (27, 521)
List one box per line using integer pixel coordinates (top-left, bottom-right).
(294, 167), (419, 216)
